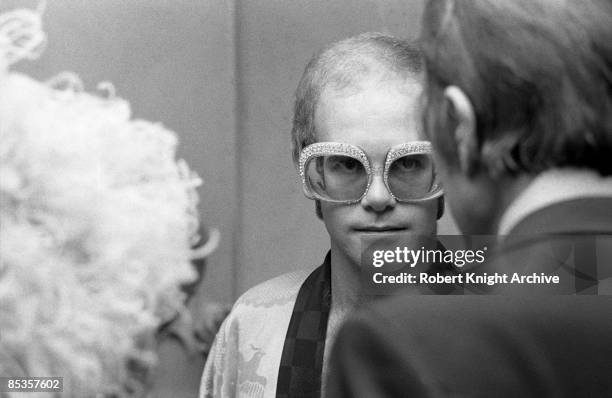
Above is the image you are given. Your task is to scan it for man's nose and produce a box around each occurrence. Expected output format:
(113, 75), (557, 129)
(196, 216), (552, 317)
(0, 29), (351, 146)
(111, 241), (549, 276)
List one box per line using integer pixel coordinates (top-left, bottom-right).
(361, 174), (396, 212)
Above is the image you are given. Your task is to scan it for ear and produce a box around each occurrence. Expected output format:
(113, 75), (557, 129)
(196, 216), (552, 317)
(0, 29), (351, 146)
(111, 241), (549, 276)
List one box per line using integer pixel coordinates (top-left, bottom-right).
(443, 86), (478, 176)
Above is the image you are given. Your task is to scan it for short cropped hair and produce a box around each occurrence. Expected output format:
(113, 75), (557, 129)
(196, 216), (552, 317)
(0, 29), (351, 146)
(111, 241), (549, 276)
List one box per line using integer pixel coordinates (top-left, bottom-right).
(291, 32), (423, 164)
(420, 0), (612, 176)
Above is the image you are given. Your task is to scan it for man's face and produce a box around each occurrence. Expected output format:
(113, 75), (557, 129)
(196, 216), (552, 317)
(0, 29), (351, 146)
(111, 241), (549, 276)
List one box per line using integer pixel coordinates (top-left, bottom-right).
(314, 78), (438, 268)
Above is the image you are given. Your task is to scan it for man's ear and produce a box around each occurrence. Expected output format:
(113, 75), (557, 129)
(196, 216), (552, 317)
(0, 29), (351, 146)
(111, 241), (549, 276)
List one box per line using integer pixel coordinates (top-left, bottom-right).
(443, 86), (478, 176)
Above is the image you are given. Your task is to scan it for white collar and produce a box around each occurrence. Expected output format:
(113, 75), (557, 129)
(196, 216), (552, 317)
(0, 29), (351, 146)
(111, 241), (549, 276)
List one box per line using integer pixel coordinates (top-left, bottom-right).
(498, 168), (612, 235)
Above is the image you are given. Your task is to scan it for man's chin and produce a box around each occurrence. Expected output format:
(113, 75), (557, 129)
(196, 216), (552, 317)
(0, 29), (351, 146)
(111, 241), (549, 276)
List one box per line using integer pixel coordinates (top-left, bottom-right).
(329, 239), (365, 270)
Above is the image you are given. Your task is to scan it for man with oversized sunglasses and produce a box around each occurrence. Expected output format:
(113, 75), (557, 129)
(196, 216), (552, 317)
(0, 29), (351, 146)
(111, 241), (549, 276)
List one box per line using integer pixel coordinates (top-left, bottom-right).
(200, 32), (448, 398)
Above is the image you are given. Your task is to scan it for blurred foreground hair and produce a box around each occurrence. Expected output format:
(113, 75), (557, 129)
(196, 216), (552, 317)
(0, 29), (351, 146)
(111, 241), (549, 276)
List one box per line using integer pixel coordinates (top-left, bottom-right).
(0, 5), (201, 397)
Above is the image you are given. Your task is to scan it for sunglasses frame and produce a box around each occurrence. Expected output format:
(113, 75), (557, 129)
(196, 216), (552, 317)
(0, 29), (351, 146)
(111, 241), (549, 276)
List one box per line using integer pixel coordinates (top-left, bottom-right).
(298, 141), (443, 204)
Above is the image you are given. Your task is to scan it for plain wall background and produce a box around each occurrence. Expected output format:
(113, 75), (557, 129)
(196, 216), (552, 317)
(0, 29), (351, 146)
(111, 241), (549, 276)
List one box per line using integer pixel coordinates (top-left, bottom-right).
(11, 0), (458, 305)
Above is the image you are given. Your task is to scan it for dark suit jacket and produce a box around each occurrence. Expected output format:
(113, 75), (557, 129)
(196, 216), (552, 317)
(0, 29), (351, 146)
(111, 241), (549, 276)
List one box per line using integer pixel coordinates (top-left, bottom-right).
(327, 198), (612, 398)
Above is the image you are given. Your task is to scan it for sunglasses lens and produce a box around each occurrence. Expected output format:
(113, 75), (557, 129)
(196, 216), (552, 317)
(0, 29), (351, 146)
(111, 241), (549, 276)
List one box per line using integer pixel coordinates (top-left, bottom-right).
(304, 154), (368, 201)
(388, 153), (438, 200)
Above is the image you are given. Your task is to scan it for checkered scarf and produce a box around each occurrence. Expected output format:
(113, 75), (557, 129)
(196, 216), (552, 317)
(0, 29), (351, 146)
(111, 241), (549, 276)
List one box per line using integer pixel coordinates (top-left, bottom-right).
(276, 252), (331, 398)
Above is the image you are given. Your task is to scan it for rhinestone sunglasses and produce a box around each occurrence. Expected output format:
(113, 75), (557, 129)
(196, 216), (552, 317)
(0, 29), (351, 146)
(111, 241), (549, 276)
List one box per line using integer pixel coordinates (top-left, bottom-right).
(298, 141), (443, 204)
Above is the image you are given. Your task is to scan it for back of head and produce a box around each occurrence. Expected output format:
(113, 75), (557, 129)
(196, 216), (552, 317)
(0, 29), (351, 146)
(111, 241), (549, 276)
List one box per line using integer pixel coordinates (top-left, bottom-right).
(420, 0), (612, 176)
(291, 32), (423, 164)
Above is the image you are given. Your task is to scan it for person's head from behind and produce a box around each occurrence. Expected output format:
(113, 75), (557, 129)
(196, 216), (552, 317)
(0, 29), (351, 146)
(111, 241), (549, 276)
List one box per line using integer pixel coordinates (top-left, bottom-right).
(292, 33), (444, 268)
(419, 0), (612, 234)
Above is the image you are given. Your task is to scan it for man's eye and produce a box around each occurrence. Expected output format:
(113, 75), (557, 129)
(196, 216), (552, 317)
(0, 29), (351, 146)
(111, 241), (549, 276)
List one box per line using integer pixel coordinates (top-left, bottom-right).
(396, 156), (422, 170)
(327, 156), (361, 172)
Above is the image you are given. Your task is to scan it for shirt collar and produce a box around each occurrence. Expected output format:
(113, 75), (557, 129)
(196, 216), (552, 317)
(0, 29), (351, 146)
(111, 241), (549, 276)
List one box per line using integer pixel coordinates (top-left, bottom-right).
(498, 168), (612, 235)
